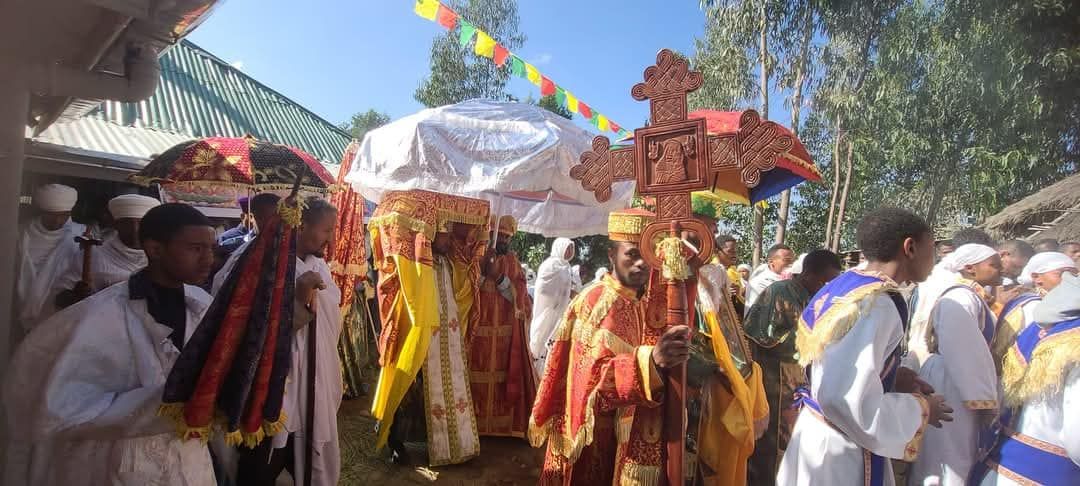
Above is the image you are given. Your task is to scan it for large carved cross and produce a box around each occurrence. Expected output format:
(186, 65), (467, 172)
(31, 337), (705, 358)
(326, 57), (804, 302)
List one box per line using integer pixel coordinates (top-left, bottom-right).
(569, 49), (796, 485)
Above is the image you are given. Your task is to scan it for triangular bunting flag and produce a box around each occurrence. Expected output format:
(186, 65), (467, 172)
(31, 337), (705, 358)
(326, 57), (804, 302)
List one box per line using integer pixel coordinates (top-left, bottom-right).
(618, 129), (631, 139)
(597, 114), (610, 132)
(610, 121), (621, 133)
(565, 92), (579, 113)
(414, 0), (439, 20)
(493, 45), (509, 66)
(436, 4), (457, 29)
(555, 87), (567, 107)
(510, 56), (526, 77)
(525, 63), (542, 86)
(579, 102), (592, 120)
(458, 20), (476, 47)
(540, 76), (555, 96)
(474, 30), (496, 58)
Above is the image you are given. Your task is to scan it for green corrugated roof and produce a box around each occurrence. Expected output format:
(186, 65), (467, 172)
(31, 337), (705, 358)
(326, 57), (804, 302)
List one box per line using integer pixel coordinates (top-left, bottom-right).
(89, 39), (351, 165)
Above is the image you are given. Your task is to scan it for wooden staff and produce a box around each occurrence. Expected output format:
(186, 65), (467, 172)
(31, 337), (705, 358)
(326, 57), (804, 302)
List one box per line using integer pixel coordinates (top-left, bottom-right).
(663, 220), (688, 486)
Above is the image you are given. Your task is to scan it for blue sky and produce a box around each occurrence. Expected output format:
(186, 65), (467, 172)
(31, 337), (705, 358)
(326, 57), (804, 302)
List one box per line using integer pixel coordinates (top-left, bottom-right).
(186, 0), (793, 136)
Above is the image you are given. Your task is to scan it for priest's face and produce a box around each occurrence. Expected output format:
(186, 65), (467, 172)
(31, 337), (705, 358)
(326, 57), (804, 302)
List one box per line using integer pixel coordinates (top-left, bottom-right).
(432, 232), (452, 256)
(609, 241), (650, 290)
(1034, 268), (1077, 292)
(298, 210), (337, 258)
(115, 218), (141, 249)
(39, 211), (70, 231)
(149, 225), (216, 285)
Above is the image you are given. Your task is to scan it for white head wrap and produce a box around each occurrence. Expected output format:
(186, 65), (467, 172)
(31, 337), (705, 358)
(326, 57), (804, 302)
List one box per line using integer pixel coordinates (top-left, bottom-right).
(108, 194), (160, 220)
(940, 243), (998, 273)
(33, 184), (77, 212)
(594, 267), (608, 281)
(736, 264), (752, 273)
(549, 237), (574, 263)
(1017, 251), (1077, 285)
(789, 253), (808, 275)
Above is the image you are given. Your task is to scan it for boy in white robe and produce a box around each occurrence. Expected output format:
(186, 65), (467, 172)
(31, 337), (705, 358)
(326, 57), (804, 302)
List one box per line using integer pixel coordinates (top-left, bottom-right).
(3, 203), (218, 486)
(234, 197), (343, 486)
(529, 237), (575, 377)
(779, 207), (952, 486)
(16, 183), (84, 331)
(745, 244), (794, 313)
(909, 243), (1004, 486)
(971, 272), (1080, 485)
(53, 194), (160, 308)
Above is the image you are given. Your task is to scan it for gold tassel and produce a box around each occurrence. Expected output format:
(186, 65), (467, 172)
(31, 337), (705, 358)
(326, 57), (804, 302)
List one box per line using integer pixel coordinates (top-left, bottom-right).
(224, 429), (244, 447)
(277, 197), (306, 228)
(657, 237), (690, 281)
(1002, 331), (1080, 408)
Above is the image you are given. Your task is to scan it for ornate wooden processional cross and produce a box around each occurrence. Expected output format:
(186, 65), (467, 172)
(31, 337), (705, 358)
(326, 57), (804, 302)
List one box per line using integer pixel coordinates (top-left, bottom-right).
(569, 49), (797, 485)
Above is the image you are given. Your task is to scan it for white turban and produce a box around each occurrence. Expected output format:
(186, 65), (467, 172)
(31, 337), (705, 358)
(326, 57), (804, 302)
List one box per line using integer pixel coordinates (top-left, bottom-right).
(736, 264), (752, 273)
(33, 184), (78, 212)
(108, 194), (160, 220)
(940, 243), (998, 273)
(1017, 251), (1077, 285)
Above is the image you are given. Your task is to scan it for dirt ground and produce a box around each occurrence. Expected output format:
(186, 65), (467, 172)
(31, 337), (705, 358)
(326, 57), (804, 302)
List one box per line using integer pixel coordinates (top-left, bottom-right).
(335, 395), (544, 485)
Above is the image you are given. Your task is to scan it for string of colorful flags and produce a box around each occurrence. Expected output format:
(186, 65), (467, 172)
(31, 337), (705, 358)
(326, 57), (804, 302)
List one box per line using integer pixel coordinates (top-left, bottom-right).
(413, 0), (632, 139)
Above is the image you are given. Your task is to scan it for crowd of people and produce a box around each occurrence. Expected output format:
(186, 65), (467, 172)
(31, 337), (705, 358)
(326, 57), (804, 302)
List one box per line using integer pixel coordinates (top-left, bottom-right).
(5, 184), (1079, 485)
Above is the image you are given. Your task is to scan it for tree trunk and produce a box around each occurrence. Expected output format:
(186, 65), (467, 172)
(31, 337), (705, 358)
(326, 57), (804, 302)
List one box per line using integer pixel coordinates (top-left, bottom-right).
(753, 0), (769, 267)
(832, 139), (854, 251)
(824, 114), (842, 248)
(925, 160), (953, 226)
(775, 2), (814, 245)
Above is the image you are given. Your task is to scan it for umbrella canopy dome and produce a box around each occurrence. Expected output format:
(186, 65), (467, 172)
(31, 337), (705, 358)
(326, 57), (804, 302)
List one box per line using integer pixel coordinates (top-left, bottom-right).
(345, 99), (635, 237)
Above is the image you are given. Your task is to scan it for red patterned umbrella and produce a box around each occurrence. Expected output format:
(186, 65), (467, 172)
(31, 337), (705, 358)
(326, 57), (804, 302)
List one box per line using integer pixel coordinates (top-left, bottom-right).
(131, 134), (335, 194)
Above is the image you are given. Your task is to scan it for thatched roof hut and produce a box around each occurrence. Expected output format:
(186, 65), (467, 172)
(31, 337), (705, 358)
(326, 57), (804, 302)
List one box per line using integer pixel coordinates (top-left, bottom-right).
(982, 172), (1080, 243)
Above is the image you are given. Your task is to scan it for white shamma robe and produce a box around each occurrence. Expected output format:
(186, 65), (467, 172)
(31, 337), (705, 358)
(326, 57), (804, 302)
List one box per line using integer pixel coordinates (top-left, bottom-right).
(15, 218), (85, 331)
(528, 238), (575, 377)
(53, 233), (147, 296)
(909, 281), (999, 486)
(3, 276), (215, 486)
(778, 270), (930, 486)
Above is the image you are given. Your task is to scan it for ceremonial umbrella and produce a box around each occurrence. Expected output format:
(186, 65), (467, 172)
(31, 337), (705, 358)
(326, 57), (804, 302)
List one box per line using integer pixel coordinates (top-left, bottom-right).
(130, 135), (334, 451)
(344, 99), (635, 237)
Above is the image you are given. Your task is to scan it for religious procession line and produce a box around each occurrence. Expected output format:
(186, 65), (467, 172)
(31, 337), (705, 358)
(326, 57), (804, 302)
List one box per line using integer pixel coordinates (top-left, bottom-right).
(413, 0), (632, 139)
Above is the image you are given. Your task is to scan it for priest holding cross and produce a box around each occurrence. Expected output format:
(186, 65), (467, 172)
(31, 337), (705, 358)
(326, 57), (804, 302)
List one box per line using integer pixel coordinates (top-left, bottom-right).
(530, 50), (804, 486)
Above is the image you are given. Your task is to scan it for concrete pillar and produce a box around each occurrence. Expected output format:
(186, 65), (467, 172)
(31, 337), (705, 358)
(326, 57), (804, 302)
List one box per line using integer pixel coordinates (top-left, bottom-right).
(0, 72), (28, 380)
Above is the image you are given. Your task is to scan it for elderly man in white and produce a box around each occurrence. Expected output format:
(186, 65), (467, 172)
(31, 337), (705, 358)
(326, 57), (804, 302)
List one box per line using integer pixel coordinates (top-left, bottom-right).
(528, 238), (575, 377)
(910, 244), (1005, 486)
(16, 184), (84, 331)
(53, 194), (160, 309)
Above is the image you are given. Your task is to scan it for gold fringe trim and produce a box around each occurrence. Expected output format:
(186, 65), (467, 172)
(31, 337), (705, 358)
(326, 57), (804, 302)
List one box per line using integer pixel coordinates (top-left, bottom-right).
(368, 212), (435, 239)
(795, 283), (891, 367)
(330, 261), (367, 278)
(620, 462), (662, 486)
(158, 403), (288, 449)
(657, 237), (690, 281)
(437, 208), (489, 231)
(277, 197), (305, 228)
(1002, 328), (1080, 408)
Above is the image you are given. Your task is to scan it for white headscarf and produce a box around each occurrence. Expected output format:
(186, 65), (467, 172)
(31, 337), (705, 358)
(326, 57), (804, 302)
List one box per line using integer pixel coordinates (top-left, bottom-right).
(789, 253), (808, 275)
(736, 264), (751, 274)
(594, 267), (608, 282)
(1032, 272), (1080, 325)
(1017, 251), (1077, 286)
(939, 243), (998, 273)
(33, 184), (77, 212)
(530, 238), (576, 375)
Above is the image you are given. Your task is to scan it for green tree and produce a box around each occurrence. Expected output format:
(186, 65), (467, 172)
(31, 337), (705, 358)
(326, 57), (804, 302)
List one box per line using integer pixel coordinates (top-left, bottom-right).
(537, 94), (572, 120)
(341, 109), (390, 141)
(414, 0), (525, 108)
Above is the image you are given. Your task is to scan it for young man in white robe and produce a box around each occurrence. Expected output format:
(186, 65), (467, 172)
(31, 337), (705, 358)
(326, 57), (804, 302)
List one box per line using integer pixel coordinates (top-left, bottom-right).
(745, 243), (794, 313)
(909, 243), (1004, 486)
(778, 207), (952, 486)
(989, 244), (1061, 373)
(3, 203), (218, 486)
(15, 183), (83, 332)
(971, 272), (1080, 485)
(53, 194), (160, 309)
(233, 197), (343, 486)
(906, 228), (997, 369)
(528, 237), (575, 377)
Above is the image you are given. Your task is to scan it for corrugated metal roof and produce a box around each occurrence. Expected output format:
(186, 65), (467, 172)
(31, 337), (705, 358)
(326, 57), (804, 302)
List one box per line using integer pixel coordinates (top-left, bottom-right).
(32, 117), (193, 163)
(86, 39), (351, 165)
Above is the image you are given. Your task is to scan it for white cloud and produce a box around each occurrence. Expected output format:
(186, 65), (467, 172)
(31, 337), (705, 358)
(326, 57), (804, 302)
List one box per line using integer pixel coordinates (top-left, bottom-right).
(230, 60), (245, 71)
(534, 53), (553, 65)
